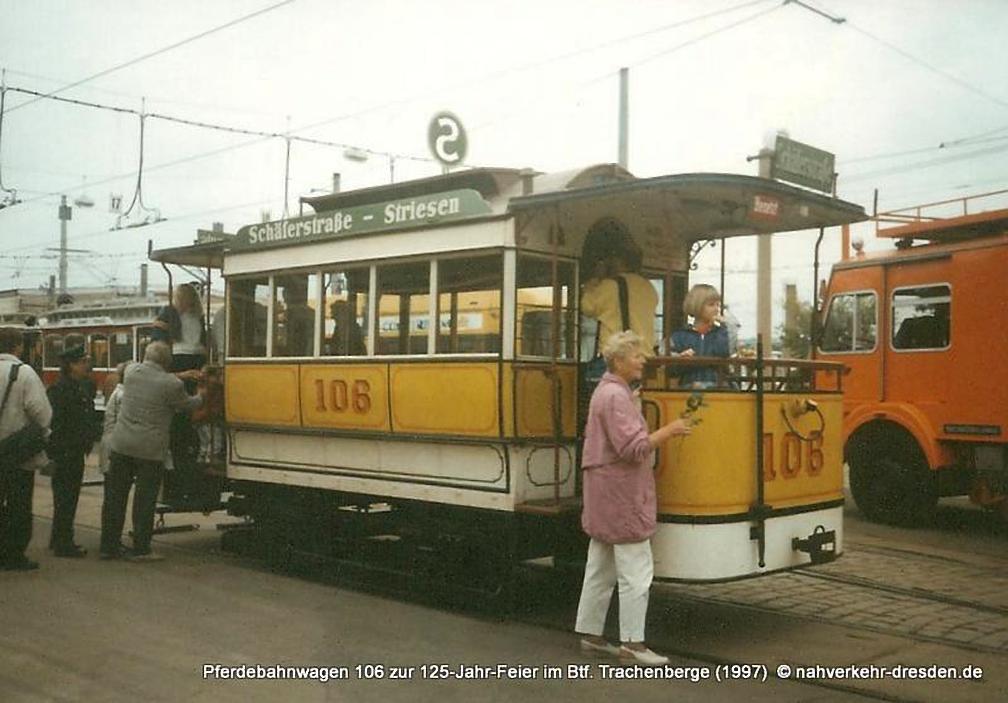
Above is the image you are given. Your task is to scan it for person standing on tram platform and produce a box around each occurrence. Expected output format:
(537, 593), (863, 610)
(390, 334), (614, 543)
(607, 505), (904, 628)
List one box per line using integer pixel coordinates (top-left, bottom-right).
(152, 282), (207, 374)
(0, 326), (52, 571)
(46, 343), (99, 558)
(580, 217), (660, 357)
(574, 331), (692, 666)
(668, 284), (731, 389)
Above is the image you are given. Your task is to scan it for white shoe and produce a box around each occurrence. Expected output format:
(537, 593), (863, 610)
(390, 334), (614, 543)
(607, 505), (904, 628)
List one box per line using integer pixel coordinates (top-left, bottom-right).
(579, 638), (620, 657)
(619, 645), (669, 666)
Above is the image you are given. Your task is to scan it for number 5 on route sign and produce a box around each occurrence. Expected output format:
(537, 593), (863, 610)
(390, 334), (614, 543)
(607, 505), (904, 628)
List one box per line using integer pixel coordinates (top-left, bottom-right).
(428, 111), (468, 167)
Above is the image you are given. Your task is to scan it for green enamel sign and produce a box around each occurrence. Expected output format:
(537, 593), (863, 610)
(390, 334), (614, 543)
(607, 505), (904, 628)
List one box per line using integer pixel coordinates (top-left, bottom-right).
(771, 135), (836, 194)
(234, 188), (492, 251)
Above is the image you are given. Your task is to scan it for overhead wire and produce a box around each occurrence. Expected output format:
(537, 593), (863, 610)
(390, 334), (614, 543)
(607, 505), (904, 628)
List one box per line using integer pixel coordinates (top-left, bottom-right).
(470, 0), (784, 134)
(799, 0), (1008, 112)
(4, 0), (297, 114)
(3, 84), (442, 209)
(3, 0), (781, 209)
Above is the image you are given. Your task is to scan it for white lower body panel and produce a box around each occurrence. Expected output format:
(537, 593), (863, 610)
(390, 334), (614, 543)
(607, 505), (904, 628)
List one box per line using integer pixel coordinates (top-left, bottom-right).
(228, 429), (575, 512)
(651, 505), (844, 581)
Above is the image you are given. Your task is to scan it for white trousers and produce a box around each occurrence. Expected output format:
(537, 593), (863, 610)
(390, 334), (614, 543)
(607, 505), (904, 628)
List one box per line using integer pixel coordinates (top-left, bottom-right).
(574, 538), (654, 643)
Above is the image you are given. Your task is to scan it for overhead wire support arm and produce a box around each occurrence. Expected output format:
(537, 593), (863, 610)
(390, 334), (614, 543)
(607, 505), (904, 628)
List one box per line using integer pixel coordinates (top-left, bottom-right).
(0, 71), (22, 208)
(114, 98), (165, 230)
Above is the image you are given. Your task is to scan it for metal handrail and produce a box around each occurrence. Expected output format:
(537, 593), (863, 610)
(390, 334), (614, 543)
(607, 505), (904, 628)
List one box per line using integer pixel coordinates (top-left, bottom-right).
(875, 188), (1008, 235)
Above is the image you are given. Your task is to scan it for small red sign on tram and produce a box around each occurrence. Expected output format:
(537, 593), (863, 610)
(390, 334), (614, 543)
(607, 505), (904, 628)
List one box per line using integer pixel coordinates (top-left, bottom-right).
(751, 194), (781, 220)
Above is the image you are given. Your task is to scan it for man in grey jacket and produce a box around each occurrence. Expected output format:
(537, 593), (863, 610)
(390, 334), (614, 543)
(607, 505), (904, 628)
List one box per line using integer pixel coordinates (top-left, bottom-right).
(100, 341), (202, 561)
(0, 327), (53, 571)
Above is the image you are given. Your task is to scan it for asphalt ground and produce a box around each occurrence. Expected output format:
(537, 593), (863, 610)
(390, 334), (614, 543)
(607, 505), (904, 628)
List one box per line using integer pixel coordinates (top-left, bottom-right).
(0, 468), (1005, 703)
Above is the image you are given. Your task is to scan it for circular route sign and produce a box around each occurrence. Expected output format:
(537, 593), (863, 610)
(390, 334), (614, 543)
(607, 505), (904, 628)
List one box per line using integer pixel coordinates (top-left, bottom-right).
(427, 111), (468, 167)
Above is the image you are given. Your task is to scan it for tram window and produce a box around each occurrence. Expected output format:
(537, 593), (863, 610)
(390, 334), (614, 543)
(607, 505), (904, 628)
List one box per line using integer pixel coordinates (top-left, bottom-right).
(516, 255), (575, 358)
(64, 333), (86, 354)
(322, 268), (369, 357)
(820, 292), (876, 352)
(436, 255), (502, 354)
(89, 333), (110, 369)
(43, 334), (63, 367)
(376, 262), (430, 355)
(273, 273), (317, 357)
(892, 285), (951, 350)
(110, 330), (133, 367)
(228, 277), (269, 357)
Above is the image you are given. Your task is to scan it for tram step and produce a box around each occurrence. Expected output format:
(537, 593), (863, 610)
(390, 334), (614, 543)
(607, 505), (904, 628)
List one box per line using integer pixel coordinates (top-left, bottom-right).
(514, 497), (582, 516)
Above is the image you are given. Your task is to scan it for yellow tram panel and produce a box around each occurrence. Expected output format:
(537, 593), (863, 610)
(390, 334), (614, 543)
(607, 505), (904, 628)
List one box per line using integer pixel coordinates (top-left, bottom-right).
(648, 392), (844, 516)
(510, 364), (578, 439)
(226, 364), (301, 427)
(390, 363), (499, 437)
(300, 364), (390, 432)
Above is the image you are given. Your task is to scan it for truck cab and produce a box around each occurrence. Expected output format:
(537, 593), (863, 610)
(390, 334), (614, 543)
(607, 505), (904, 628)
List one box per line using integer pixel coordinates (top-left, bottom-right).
(817, 190), (1008, 524)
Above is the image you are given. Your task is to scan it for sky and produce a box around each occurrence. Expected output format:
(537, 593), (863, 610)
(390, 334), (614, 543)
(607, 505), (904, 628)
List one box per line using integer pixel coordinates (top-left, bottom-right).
(1, 0), (1007, 336)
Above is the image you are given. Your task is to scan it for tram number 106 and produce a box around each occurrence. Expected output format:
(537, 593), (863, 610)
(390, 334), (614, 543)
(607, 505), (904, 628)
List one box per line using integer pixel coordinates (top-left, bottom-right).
(314, 379), (371, 414)
(762, 432), (824, 481)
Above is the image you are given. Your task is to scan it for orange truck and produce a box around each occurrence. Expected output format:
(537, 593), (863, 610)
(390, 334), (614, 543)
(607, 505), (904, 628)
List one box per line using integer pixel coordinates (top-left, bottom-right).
(816, 189), (1008, 524)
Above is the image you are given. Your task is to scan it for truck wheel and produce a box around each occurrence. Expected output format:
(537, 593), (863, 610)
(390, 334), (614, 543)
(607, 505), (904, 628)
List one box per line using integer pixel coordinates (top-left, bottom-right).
(848, 428), (937, 526)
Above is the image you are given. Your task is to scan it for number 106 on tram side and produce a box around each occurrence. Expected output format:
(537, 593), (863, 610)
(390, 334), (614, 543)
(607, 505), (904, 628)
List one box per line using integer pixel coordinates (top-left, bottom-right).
(150, 164), (866, 591)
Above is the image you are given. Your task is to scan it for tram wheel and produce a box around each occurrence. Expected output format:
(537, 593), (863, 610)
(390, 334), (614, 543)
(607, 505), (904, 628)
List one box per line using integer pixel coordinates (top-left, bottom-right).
(848, 426), (937, 526)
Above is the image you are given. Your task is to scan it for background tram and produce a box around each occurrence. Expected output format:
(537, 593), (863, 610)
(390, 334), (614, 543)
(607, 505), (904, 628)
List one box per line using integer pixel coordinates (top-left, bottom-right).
(151, 164), (866, 590)
(36, 298), (163, 401)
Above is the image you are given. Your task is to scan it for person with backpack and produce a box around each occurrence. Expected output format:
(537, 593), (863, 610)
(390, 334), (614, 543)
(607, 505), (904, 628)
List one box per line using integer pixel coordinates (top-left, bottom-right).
(0, 326), (52, 571)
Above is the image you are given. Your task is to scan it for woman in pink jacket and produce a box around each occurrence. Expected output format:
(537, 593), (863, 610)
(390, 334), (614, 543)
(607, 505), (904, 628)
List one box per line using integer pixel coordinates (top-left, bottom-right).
(575, 331), (691, 666)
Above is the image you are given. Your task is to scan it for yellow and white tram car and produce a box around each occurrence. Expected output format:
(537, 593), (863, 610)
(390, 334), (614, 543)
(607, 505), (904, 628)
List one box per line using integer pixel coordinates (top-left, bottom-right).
(152, 164), (865, 584)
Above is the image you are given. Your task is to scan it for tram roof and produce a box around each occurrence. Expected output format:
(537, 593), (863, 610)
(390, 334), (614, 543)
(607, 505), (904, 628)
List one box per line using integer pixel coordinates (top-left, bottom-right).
(148, 237), (232, 268)
(300, 167), (530, 213)
(508, 172), (867, 240)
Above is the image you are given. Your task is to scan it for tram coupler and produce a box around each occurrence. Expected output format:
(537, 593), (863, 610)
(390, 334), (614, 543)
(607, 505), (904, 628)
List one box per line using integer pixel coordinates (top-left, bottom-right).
(792, 525), (837, 565)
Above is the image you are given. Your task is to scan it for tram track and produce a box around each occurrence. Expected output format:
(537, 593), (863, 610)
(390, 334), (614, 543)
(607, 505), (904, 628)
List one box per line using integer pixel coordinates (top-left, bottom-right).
(39, 515), (987, 702)
(789, 568), (1008, 618)
(844, 539), (1008, 572)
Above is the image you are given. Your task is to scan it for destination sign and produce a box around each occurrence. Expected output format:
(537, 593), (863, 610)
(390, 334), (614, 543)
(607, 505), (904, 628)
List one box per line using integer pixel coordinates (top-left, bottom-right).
(771, 135), (836, 194)
(234, 189), (493, 251)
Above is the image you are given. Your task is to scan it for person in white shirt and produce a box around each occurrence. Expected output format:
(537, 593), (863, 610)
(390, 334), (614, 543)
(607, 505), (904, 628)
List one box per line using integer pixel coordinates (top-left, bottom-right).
(0, 326), (53, 571)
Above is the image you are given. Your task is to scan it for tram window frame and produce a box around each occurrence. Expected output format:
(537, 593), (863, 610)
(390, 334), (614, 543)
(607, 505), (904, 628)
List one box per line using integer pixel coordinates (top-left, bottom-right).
(227, 275), (270, 358)
(375, 260), (432, 356)
(321, 267), (370, 358)
(89, 332), (110, 370)
(647, 274), (666, 354)
(272, 272), (318, 358)
(819, 290), (877, 354)
(435, 253), (503, 355)
(43, 333), (64, 369)
(110, 328), (133, 368)
(515, 253), (577, 360)
(891, 283), (951, 352)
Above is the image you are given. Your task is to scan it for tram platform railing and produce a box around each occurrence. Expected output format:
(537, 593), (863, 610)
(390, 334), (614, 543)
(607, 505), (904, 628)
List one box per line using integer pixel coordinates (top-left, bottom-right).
(644, 355), (846, 393)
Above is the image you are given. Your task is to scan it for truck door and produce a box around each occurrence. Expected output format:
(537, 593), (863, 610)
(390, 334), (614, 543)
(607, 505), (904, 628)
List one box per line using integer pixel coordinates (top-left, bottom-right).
(818, 267), (883, 408)
(884, 262), (951, 421)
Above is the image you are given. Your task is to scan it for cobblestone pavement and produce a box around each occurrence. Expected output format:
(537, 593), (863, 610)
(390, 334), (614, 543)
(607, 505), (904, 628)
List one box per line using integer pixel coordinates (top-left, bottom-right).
(656, 543), (1008, 653)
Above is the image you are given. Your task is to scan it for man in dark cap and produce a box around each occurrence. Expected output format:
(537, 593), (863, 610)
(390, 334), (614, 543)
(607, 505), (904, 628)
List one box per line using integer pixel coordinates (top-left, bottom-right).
(46, 343), (99, 557)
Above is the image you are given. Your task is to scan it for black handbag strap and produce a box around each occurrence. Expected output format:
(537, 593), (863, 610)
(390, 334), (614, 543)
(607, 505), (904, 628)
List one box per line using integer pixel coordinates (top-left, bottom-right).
(592, 276), (632, 356)
(0, 363), (22, 420)
(616, 275), (631, 333)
